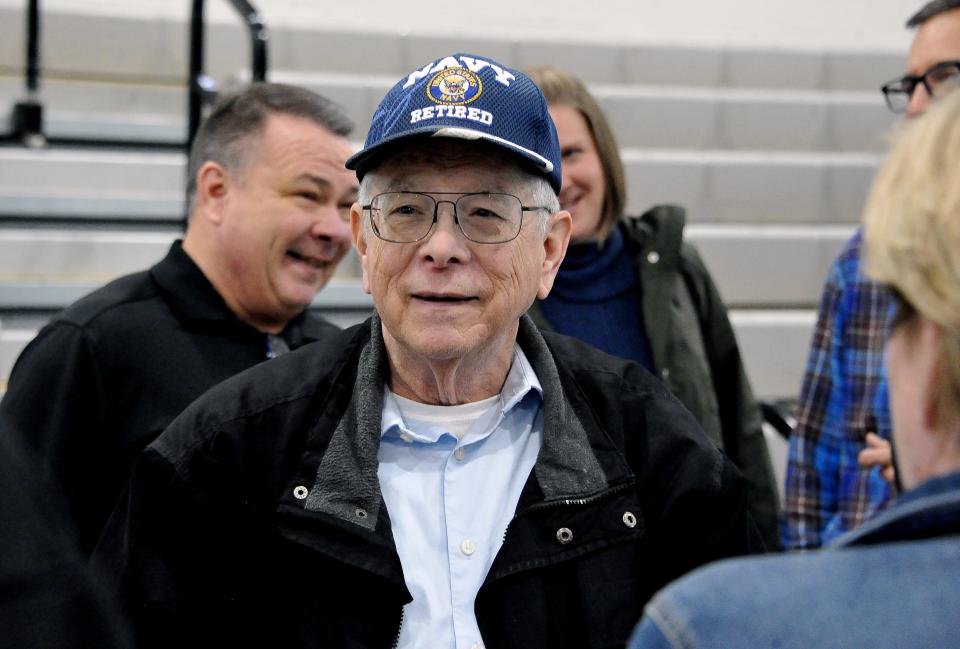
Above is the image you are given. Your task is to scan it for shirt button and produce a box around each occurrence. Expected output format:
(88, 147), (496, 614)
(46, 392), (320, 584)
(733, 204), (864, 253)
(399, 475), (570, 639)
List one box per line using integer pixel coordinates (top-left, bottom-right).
(647, 251), (660, 264)
(454, 447), (466, 461)
(460, 539), (476, 556)
(399, 432), (414, 443)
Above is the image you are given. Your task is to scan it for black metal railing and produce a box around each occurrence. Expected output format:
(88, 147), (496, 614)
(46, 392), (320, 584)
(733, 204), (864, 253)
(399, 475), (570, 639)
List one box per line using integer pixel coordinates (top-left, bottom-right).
(4, 0), (269, 151)
(10, 0), (43, 146)
(761, 400), (797, 440)
(188, 0), (269, 149)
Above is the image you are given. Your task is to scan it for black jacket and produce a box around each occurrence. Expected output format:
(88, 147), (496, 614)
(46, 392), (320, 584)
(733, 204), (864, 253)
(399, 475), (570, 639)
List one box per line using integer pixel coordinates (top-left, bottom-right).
(0, 241), (338, 552)
(97, 315), (763, 649)
(529, 206), (779, 549)
(0, 433), (132, 649)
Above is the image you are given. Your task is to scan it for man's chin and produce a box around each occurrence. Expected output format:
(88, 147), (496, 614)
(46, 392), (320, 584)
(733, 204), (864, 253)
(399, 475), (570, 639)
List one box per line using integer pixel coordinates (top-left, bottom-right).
(386, 325), (473, 360)
(278, 287), (320, 315)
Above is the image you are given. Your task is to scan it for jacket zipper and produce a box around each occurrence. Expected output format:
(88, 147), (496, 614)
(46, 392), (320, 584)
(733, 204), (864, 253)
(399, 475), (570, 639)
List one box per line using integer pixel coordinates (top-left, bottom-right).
(391, 607), (404, 649)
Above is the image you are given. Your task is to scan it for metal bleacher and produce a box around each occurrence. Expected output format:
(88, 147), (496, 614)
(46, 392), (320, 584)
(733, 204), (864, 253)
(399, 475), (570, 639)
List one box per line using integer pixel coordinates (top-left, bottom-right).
(0, 2), (902, 399)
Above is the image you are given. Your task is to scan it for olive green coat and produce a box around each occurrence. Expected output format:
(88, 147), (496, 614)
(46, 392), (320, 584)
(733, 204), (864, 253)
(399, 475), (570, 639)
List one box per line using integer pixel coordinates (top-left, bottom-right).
(529, 205), (780, 548)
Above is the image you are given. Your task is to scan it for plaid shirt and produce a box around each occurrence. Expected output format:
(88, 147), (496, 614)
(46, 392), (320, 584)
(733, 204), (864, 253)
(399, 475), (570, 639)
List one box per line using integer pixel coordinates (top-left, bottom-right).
(782, 229), (893, 550)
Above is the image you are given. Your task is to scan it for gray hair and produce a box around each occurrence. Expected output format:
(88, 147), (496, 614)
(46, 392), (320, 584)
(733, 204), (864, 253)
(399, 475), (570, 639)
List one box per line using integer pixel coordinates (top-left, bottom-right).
(185, 82), (353, 213)
(907, 0), (960, 27)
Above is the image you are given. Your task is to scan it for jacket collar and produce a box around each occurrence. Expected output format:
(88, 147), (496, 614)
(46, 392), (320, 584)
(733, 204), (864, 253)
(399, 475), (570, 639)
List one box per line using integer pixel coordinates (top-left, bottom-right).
(526, 204), (687, 332)
(622, 205), (686, 271)
(150, 240), (329, 343)
(302, 314), (609, 532)
(834, 471), (960, 547)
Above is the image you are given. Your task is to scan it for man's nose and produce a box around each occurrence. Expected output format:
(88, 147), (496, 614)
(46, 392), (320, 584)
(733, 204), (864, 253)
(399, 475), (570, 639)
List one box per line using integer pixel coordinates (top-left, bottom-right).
(907, 83), (934, 119)
(419, 201), (470, 264)
(311, 203), (351, 240)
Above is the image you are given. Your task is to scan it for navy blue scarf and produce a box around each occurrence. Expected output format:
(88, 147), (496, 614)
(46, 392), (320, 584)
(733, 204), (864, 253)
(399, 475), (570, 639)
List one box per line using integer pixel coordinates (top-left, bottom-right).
(540, 227), (653, 369)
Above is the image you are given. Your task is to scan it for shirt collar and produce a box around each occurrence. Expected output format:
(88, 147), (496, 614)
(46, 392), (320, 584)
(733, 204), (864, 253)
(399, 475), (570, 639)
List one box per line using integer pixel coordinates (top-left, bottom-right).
(834, 470), (960, 547)
(381, 344), (543, 443)
(149, 240), (331, 343)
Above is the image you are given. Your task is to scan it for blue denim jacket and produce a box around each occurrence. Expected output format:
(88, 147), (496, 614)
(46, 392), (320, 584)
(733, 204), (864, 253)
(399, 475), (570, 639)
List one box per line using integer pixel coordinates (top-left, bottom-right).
(629, 471), (960, 649)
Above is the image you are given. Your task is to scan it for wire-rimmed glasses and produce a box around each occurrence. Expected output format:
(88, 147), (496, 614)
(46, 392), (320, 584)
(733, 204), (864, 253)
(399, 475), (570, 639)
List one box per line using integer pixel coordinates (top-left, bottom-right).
(362, 192), (547, 244)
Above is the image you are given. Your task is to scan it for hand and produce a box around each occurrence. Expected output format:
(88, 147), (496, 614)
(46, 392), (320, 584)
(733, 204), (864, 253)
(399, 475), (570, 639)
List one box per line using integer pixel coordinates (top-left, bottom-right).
(858, 432), (896, 486)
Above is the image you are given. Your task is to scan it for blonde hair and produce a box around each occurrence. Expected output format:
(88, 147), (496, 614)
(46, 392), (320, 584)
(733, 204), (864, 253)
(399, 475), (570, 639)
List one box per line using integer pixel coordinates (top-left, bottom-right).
(525, 65), (626, 241)
(864, 90), (960, 422)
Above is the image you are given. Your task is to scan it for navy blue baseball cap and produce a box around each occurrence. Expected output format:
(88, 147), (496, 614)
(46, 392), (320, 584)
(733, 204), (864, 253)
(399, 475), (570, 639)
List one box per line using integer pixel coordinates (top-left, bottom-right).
(345, 53), (562, 194)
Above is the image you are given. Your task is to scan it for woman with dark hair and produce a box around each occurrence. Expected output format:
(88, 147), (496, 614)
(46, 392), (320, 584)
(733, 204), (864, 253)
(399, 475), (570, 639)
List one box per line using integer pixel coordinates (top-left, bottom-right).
(527, 66), (780, 548)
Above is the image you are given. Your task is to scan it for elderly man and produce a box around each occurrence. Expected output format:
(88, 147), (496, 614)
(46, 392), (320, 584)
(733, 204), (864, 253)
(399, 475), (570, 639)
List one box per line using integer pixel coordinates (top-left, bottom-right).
(0, 83), (356, 552)
(97, 54), (761, 649)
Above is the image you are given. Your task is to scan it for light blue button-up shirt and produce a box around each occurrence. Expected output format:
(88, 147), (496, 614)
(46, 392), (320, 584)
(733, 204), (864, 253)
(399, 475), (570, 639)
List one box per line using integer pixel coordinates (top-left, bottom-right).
(378, 344), (544, 649)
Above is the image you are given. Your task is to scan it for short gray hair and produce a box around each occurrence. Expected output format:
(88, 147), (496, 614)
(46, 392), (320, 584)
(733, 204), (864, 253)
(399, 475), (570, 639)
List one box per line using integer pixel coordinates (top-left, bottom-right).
(186, 82), (353, 213)
(907, 0), (960, 27)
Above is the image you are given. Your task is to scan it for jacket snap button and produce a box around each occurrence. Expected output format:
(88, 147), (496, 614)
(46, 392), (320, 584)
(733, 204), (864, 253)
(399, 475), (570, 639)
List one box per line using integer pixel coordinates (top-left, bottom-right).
(622, 511), (637, 528)
(292, 486), (309, 500)
(355, 507), (368, 519)
(556, 527), (573, 544)
(647, 251), (660, 264)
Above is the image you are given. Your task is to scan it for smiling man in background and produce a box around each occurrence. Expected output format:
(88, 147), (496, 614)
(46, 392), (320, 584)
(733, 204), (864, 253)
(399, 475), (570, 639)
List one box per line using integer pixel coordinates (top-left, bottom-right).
(0, 82), (357, 553)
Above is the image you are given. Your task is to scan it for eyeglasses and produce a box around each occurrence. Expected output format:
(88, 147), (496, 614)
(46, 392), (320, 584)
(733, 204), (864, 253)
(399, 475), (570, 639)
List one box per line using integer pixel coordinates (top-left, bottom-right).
(881, 61), (960, 113)
(362, 192), (547, 244)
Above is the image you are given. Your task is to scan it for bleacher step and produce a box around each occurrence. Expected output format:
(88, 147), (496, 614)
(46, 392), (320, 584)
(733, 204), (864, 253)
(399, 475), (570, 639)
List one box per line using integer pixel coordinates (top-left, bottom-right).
(0, 147), (879, 225)
(0, 224), (851, 308)
(0, 5), (904, 89)
(0, 299), (815, 400)
(3, 72), (896, 152)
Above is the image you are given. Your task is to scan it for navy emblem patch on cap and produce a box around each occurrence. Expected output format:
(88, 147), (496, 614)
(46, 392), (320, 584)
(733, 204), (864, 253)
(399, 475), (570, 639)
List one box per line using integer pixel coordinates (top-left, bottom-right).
(427, 67), (482, 106)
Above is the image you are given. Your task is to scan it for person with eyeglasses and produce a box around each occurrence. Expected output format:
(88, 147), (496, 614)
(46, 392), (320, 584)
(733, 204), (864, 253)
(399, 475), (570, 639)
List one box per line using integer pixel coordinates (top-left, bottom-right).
(629, 86), (960, 649)
(783, 0), (960, 551)
(93, 53), (763, 649)
(0, 83), (356, 555)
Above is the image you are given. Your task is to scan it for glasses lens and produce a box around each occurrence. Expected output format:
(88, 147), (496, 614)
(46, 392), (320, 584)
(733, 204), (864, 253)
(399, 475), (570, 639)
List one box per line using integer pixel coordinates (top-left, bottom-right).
(926, 62), (960, 98)
(456, 193), (523, 243)
(371, 193), (436, 242)
(882, 79), (913, 113)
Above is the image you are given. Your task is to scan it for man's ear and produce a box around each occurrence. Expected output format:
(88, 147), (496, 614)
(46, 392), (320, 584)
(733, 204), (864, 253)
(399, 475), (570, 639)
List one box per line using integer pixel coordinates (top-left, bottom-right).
(351, 202), (372, 295)
(537, 210), (572, 300)
(193, 161), (230, 225)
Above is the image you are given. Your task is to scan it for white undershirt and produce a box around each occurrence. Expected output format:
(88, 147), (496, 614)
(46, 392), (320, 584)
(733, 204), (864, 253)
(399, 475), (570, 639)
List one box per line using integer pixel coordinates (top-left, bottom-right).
(377, 345), (544, 649)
